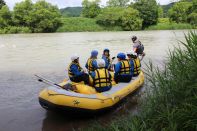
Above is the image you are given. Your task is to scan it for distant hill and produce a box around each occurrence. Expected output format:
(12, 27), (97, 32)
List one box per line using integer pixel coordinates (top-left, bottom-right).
(60, 7), (82, 17)
(161, 2), (176, 17)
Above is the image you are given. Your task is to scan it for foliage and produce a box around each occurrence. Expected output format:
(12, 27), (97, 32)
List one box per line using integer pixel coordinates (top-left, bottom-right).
(187, 0), (197, 26)
(158, 6), (164, 18)
(121, 7), (142, 30)
(60, 7), (82, 17)
(168, 2), (192, 23)
(161, 2), (175, 17)
(145, 23), (193, 30)
(85, 31), (197, 131)
(0, 26), (31, 34)
(12, 0), (33, 27)
(0, 0), (5, 9)
(0, 5), (12, 28)
(29, 0), (62, 33)
(107, 0), (130, 7)
(82, 0), (101, 18)
(57, 17), (103, 32)
(5, 0), (62, 33)
(57, 17), (123, 32)
(96, 7), (123, 27)
(188, 13), (197, 26)
(158, 18), (170, 23)
(133, 0), (159, 29)
(96, 7), (142, 31)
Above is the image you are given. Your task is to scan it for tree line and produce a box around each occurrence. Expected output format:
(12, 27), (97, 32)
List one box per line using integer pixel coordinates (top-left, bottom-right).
(81, 0), (196, 30)
(0, 0), (196, 34)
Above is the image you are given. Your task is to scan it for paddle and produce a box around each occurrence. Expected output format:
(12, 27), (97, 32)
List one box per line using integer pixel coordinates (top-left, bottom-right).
(35, 75), (63, 88)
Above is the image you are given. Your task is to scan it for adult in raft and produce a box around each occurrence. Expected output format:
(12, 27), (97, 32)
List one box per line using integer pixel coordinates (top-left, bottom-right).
(68, 54), (89, 84)
(91, 59), (112, 93)
(85, 50), (98, 75)
(127, 51), (141, 77)
(131, 36), (145, 60)
(102, 48), (111, 70)
(114, 53), (134, 83)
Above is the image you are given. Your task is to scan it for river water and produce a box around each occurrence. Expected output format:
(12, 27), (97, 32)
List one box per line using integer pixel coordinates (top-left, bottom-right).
(0, 30), (189, 131)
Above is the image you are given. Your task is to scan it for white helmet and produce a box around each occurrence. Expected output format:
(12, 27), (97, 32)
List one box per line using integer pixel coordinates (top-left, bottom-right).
(71, 54), (79, 61)
(126, 51), (133, 56)
(132, 52), (137, 56)
(126, 51), (137, 56)
(97, 59), (106, 68)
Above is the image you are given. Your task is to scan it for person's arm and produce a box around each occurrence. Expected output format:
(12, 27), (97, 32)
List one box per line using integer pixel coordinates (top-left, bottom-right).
(102, 56), (109, 68)
(114, 62), (121, 77)
(130, 60), (134, 76)
(71, 65), (83, 76)
(92, 60), (98, 69)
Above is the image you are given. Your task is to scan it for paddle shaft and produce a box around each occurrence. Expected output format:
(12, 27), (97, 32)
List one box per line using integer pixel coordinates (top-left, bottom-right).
(35, 75), (62, 88)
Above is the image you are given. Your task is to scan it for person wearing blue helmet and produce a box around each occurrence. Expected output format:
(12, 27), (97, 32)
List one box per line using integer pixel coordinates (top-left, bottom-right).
(114, 53), (133, 83)
(102, 48), (111, 70)
(85, 50), (98, 75)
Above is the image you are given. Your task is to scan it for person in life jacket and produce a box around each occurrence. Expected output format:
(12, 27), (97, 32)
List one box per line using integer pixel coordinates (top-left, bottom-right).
(126, 51), (134, 74)
(114, 53), (134, 83)
(102, 48), (111, 70)
(127, 51), (141, 77)
(68, 54), (89, 84)
(91, 59), (112, 93)
(85, 50), (98, 75)
(131, 36), (145, 59)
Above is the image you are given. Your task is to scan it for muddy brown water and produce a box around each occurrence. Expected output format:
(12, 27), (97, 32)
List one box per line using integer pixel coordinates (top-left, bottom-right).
(0, 30), (189, 131)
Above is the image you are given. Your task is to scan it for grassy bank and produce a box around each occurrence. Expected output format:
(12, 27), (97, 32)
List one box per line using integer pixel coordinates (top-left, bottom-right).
(146, 23), (194, 30)
(57, 17), (194, 32)
(57, 17), (122, 32)
(84, 32), (197, 131)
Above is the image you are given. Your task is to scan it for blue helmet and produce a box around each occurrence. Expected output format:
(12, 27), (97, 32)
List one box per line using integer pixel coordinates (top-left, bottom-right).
(117, 53), (126, 59)
(91, 50), (98, 57)
(104, 48), (110, 53)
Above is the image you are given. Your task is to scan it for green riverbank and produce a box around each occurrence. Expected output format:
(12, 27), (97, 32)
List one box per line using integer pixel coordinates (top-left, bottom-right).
(82, 31), (197, 131)
(56, 17), (195, 32)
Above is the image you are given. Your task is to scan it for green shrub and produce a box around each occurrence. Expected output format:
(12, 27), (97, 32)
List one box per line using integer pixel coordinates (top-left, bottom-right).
(96, 7), (142, 31)
(0, 26), (31, 34)
(158, 18), (170, 23)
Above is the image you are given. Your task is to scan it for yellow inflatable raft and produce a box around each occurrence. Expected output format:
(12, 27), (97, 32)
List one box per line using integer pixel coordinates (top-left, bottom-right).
(39, 72), (144, 114)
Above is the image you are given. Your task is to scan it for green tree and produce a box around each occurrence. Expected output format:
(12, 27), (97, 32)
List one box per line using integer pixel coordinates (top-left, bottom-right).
(96, 7), (142, 31)
(133, 0), (159, 28)
(107, 0), (130, 7)
(158, 6), (164, 18)
(29, 1), (62, 32)
(187, 0), (197, 26)
(96, 7), (123, 26)
(0, 5), (12, 28)
(121, 7), (142, 30)
(12, 0), (33, 27)
(82, 0), (101, 18)
(0, 0), (6, 9)
(12, 0), (62, 33)
(168, 2), (192, 23)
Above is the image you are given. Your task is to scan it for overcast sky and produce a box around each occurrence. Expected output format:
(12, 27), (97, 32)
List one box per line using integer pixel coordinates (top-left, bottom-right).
(5, 0), (178, 9)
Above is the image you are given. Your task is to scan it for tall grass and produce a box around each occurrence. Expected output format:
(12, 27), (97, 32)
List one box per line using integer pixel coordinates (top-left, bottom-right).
(84, 32), (197, 131)
(57, 17), (123, 32)
(146, 23), (194, 30)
